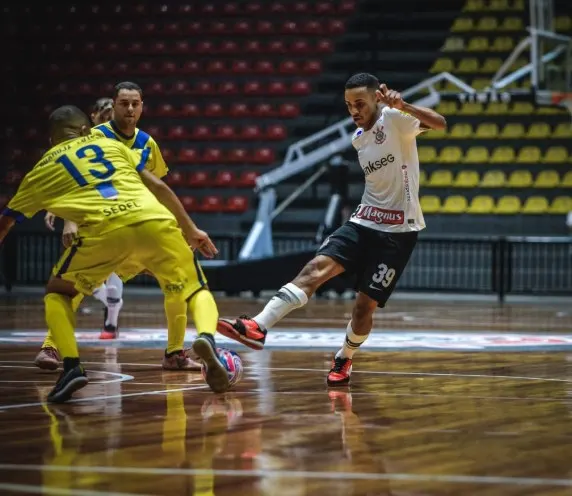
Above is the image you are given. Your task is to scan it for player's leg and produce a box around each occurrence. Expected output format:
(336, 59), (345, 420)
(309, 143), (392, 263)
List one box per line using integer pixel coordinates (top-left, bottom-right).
(99, 272), (124, 340)
(217, 222), (363, 349)
(327, 231), (419, 386)
(35, 293), (84, 370)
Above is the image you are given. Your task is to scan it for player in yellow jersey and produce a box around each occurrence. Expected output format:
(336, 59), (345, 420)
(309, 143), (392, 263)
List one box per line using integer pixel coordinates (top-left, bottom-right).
(0, 105), (229, 402)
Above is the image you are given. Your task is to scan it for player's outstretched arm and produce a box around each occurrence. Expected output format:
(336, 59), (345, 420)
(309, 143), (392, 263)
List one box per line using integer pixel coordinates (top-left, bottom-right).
(0, 216), (16, 245)
(379, 84), (447, 130)
(140, 169), (219, 258)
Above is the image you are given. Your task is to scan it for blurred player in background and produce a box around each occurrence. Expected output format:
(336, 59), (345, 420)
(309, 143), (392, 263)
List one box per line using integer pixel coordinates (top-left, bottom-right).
(35, 82), (196, 371)
(217, 73), (446, 387)
(0, 105), (228, 401)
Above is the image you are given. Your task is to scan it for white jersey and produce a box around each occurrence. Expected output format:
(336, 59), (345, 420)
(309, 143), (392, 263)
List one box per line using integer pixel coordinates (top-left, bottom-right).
(349, 107), (426, 233)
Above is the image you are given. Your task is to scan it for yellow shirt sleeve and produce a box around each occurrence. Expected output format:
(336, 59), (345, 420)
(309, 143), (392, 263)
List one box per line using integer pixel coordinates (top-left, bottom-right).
(3, 174), (41, 221)
(145, 138), (169, 179)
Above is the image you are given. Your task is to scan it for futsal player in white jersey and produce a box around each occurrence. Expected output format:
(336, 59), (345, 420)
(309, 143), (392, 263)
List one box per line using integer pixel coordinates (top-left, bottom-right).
(217, 73), (446, 386)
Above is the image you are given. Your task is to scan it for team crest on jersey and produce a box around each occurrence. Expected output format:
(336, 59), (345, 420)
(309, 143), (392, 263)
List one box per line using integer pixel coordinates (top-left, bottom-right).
(374, 125), (386, 145)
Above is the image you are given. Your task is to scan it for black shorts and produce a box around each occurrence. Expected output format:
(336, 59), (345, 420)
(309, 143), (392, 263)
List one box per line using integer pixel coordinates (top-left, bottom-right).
(316, 221), (418, 307)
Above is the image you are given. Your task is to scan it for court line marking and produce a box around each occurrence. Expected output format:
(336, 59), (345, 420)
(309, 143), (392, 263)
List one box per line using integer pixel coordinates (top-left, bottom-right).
(0, 365), (134, 384)
(0, 385), (208, 412)
(0, 483), (145, 496)
(0, 464), (570, 487)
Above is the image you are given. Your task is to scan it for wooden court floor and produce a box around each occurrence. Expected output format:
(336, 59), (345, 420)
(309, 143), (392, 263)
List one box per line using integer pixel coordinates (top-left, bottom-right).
(0, 294), (572, 495)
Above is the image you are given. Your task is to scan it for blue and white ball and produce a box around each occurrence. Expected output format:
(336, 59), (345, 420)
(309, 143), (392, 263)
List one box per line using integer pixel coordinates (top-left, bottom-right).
(201, 348), (243, 388)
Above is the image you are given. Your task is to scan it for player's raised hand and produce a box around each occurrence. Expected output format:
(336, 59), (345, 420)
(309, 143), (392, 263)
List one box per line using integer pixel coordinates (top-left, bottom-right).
(44, 212), (56, 231)
(379, 84), (405, 110)
(62, 220), (78, 248)
(187, 229), (219, 258)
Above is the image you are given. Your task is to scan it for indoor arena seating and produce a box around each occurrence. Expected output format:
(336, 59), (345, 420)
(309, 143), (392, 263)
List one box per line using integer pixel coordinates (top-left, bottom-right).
(1, 1), (357, 232)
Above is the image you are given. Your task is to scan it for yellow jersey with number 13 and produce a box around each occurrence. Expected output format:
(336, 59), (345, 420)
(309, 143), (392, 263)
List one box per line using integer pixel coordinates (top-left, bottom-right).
(2, 134), (174, 237)
(92, 121), (168, 179)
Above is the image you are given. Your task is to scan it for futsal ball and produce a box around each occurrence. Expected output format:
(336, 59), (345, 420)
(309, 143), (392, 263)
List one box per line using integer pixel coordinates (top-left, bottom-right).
(201, 348), (244, 388)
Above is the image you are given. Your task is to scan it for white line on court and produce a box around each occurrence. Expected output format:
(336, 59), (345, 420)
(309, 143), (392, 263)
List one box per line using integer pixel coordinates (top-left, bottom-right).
(0, 385), (208, 412)
(0, 483), (146, 496)
(0, 464), (570, 487)
(0, 364), (134, 384)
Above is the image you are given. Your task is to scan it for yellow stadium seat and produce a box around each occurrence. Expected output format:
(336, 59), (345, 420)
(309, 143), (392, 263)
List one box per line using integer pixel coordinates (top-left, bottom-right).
(419, 169), (428, 186)
(554, 16), (571, 32)
(521, 196), (549, 214)
(458, 102), (484, 115)
(500, 123), (525, 138)
(561, 171), (572, 187)
(526, 122), (551, 139)
(457, 58), (480, 73)
(449, 123), (473, 138)
(467, 37), (489, 51)
(490, 36), (515, 51)
(464, 146), (489, 163)
(430, 58), (455, 73)
(480, 57), (503, 73)
(485, 102), (510, 115)
(437, 146), (463, 164)
(500, 17), (523, 30)
(454, 170), (480, 187)
(442, 37), (465, 51)
(451, 17), (475, 32)
(548, 196), (572, 214)
(428, 170), (453, 187)
(489, 0), (510, 10)
(537, 105), (565, 115)
(476, 17), (498, 31)
(467, 195), (495, 213)
(534, 170), (560, 188)
(507, 170), (533, 187)
(442, 195), (468, 213)
(421, 195), (442, 213)
(511, 0), (525, 10)
(552, 123), (572, 138)
(480, 170), (506, 187)
(463, 0), (486, 11)
(542, 146), (568, 164)
(420, 128), (447, 140)
(494, 195), (521, 214)
(475, 123), (499, 138)
(516, 146), (541, 163)
(434, 101), (458, 115)
(471, 78), (491, 90)
(489, 146), (516, 163)
(418, 146), (437, 163)
(511, 102), (535, 115)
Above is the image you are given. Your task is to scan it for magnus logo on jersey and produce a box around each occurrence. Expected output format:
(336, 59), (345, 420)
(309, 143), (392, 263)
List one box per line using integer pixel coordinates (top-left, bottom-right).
(363, 153), (394, 176)
(351, 204), (404, 225)
(374, 125), (386, 145)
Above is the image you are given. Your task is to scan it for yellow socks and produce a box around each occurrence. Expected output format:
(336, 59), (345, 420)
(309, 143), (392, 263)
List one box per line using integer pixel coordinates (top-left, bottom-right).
(44, 293), (79, 358)
(42, 293), (84, 350)
(188, 290), (218, 337)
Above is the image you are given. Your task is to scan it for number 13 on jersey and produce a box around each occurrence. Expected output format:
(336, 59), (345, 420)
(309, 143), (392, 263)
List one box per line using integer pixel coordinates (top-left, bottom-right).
(55, 144), (119, 199)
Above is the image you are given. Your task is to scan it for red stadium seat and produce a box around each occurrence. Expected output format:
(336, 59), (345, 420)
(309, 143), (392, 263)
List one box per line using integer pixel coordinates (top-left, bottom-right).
(230, 103), (250, 118)
(5, 170), (24, 185)
(195, 81), (215, 94)
(233, 21), (251, 35)
(327, 19), (345, 34)
(212, 171), (235, 187)
(266, 124), (287, 140)
(290, 40), (310, 54)
(206, 60), (226, 73)
(233, 60), (251, 74)
(78, 82), (93, 95)
(279, 60), (299, 74)
(142, 22), (157, 37)
(254, 60), (274, 74)
(216, 125), (237, 140)
(279, 103), (300, 118)
(172, 81), (191, 94)
(256, 21), (273, 34)
(146, 82), (164, 95)
(223, 3), (239, 15)
(268, 81), (288, 95)
(294, 2), (310, 13)
(227, 148), (249, 164)
(219, 81), (238, 95)
(127, 42), (143, 54)
(303, 21), (323, 34)
(225, 195), (248, 213)
(236, 170), (258, 187)
(165, 171), (185, 187)
(149, 40), (166, 53)
(146, 126), (163, 139)
(136, 61), (154, 74)
(203, 148), (223, 163)
(181, 103), (201, 117)
(178, 4), (194, 14)
(180, 195), (198, 212)
(188, 171), (210, 187)
(244, 40), (262, 54)
(281, 21), (299, 34)
(178, 148), (199, 164)
(174, 41), (190, 53)
(196, 41), (214, 54)
(253, 148), (275, 164)
(267, 40), (286, 54)
(316, 39), (334, 53)
(198, 195), (224, 212)
(157, 104), (176, 117)
(253, 103), (274, 117)
(316, 2), (335, 14)
(241, 125), (262, 140)
(167, 126), (188, 140)
(160, 61), (177, 74)
(182, 61), (201, 74)
(205, 103), (224, 117)
(210, 21), (228, 35)
(165, 23), (180, 36)
(191, 125), (210, 140)
(161, 148), (174, 163)
(246, 2), (262, 14)
(220, 41), (239, 54)
(291, 81), (311, 95)
(303, 60), (322, 74)
(119, 23), (133, 36)
(270, 2), (288, 14)
(244, 81), (263, 95)
(91, 62), (107, 76)
(201, 4), (216, 16)
(339, 1), (356, 14)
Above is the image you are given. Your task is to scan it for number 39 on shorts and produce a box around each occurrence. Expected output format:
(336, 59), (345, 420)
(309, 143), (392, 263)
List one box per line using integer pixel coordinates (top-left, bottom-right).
(371, 263), (395, 288)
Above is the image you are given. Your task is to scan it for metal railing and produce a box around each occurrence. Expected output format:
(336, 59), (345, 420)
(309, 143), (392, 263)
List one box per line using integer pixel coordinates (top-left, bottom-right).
(2, 232), (570, 301)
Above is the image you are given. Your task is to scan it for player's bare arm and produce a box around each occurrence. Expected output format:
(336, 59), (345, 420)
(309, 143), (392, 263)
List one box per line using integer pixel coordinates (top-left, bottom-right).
(62, 219), (78, 248)
(139, 169), (219, 259)
(0, 216), (15, 244)
(379, 83), (447, 130)
(44, 212), (56, 231)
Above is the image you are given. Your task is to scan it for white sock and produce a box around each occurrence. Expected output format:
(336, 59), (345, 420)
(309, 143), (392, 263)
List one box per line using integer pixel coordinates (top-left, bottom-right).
(253, 282), (308, 329)
(337, 321), (369, 360)
(92, 283), (107, 305)
(105, 273), (124, 328)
